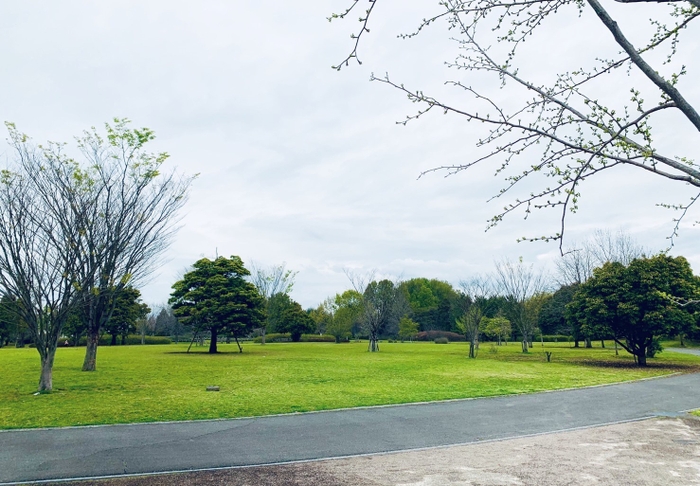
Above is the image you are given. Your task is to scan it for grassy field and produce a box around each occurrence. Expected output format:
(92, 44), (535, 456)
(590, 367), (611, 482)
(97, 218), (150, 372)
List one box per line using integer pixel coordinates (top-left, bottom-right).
(1, 341), (699, 430)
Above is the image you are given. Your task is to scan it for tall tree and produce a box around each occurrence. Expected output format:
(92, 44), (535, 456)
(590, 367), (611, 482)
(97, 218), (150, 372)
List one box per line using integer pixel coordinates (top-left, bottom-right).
(362, 279), (406, 352)
(0, 125), (93, 391)
(456, 277), (494, 358)
(103, 287), (151, 345)
(328, 289), (363, 342)
(494, 258), (548, 353)
(333, 1), (700, 245)
(75, 119), (194, 371)
(567, 255), (699, 366)
(249, 262), (297, 344)
(277, 301), (315, 342)
(169, 256), (265, 353)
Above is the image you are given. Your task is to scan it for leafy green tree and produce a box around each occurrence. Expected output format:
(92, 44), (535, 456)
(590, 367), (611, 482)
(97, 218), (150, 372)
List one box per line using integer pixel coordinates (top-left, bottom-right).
(277, 301), (315, 342)
(0, 296), (24, 347)
(538, 284), (579, 339)
(328, 290), (363, 342)
(456, 307), (483, 358)
(310, 298), (334, 335)
(401, 278), (458, 331)
(362, 279), (407, 351)
(169, 256), (265, 353)
(398, 317), (419, 342)
(104, 287), (151, 345)
(567, 255), (699, 366)
(481, 315), (512, 345)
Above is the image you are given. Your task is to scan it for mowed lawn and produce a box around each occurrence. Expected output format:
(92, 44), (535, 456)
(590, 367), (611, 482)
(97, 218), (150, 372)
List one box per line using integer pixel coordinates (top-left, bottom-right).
(2, 341), (700, 429)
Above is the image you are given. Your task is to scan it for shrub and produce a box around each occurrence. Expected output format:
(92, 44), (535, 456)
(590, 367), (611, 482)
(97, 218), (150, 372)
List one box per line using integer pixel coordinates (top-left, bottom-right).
(301, 334), (336, 342)
(71, 335), (172, 346)
(539, 335), (571, 342)
(434, 337), (449, 344)
(416, 331), (465, 342)
(253, 333), (291, 343)
(252, 333), (336, 343)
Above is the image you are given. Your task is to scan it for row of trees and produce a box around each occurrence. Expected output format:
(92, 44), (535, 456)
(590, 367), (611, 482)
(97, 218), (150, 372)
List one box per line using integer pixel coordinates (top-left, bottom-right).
(297, 232), (700, 366)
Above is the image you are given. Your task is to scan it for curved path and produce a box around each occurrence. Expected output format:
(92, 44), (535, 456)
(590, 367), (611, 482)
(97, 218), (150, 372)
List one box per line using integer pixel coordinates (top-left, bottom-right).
(1, 372), (699, 485)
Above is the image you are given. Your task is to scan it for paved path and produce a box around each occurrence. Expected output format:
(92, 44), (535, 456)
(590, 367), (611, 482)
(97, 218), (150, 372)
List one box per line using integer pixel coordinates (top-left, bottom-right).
(667, 347), (700, 356)
(1, 373), (699, 485)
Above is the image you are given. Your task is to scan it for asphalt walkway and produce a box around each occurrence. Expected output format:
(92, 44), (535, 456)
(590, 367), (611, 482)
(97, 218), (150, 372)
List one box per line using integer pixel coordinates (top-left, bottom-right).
(1, 372), (699, 484)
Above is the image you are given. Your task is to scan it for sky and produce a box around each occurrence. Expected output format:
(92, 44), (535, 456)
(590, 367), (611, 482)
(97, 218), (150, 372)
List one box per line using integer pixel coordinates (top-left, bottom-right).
(1, 1), (698, 309)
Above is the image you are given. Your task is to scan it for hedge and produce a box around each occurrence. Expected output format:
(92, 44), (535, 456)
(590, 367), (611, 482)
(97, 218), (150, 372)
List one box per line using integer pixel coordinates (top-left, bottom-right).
(58, 335), (172, 346)
(415, 331), (465, 342)
(253, 333), (336, 343)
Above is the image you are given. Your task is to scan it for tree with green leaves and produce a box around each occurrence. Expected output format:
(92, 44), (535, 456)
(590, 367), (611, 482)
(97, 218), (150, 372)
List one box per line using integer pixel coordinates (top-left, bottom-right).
(401, 278), (459, 332)
(103, 287), (151, 345)
(74, 119), (194, 371)
(277, 301), (315, 342)
(481, 315), (512, 346)
(567, 255), (699, 366)
(169, 256), (265, 353)
(328, 289), (363, 342)
(398, 317), (419, 342)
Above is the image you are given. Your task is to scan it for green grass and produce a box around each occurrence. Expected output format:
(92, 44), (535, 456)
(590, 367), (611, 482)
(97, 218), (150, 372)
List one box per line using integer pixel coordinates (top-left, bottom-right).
(1, 341), (699, 430)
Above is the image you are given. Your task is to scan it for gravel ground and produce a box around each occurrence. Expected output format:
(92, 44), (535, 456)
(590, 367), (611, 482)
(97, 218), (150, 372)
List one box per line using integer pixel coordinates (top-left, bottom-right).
(35, 415), (700, 486)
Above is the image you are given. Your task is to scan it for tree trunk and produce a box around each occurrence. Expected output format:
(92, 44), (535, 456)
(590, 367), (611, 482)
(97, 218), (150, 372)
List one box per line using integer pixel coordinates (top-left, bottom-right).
(468, 340), (475, 358)
(368, 336), (379, 352)
(615, 340), (619, 356)
(39, 350), (56, 392)
(82, 330), (99, 371)
(680, 333), (685, 347)
(110, 333), (117, 346)
(235, 336), (242, 353)
(209, 328), (218, 354)
(574, 339), (580, 348)
(261, 328), (266, 345)
(636, 350), (647, 366)
(585, 338), (592, 348)
(601, 340), (605, 348)
(521, 339), (528, 353)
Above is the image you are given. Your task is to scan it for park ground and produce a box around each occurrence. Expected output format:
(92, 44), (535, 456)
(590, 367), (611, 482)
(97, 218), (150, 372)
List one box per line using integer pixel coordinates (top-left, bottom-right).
(2, 340), (700, 429)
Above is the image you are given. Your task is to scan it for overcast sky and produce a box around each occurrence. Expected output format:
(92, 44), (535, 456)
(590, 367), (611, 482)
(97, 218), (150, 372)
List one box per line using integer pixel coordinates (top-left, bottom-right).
(1, 1), (698, 309)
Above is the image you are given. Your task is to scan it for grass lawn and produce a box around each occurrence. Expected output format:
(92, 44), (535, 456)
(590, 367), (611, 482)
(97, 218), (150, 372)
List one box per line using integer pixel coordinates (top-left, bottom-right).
(1, 341), (699, 430)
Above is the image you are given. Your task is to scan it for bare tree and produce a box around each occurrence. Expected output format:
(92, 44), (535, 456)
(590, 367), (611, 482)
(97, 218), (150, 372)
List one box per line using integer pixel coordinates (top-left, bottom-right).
(0, 124), (93, 391)
(249, 262), (297, 344)
(333, 0), (700, 245)
(557, 229), (646, 285)
(74, 119), (194, 371)
(494, 258), (548, 353)
(457, 276), (493, 358)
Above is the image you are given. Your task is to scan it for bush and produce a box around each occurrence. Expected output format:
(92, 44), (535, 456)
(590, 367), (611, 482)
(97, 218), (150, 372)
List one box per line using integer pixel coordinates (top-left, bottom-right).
(70, 335), (172, 346)
(416, 331), (465, 342)
(253, 333), (336, 343)
(253, 333), (291, 343)
(301, 334), (336, 342)
(434, 337), (449, 344)
(539, 335), (571, 342)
